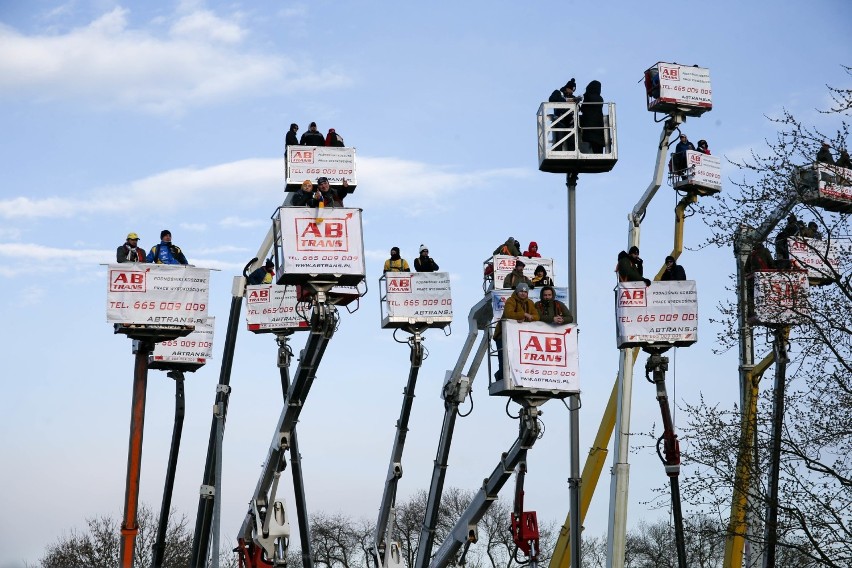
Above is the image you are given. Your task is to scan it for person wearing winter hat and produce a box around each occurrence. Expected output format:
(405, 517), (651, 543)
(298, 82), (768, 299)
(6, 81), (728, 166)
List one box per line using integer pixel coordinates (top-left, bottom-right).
(383, 247), (410, 273)
(299, 121), (325, 146)
(325, 128), (345, 147)
(492, 281), (539, 382)
(660, 256), (686, 281)
(503, 259), (532, 290)
(146, 229), (188, 265)
(414, 244), (440, 272)
(116, 232), (146, 263)
(285, 123), (299, 148)
(247, 258), (276, 285)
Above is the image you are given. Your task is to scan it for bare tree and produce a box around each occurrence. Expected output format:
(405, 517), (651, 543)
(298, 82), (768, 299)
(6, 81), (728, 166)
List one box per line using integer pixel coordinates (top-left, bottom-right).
(679, 66), (852, 566)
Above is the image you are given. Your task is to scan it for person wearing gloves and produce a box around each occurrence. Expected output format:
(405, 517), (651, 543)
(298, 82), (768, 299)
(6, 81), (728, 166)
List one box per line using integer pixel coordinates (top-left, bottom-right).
(414, 245), (439, 272)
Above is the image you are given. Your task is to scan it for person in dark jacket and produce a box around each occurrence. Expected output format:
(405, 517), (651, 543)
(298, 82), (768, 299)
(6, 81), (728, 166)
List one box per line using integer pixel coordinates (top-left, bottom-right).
(817, 142), (835, 165)
(414, 245), (439, 272)
(580, 80), (606, 154)
(531, 265), (554, 288)
(549, 78), (580, 150)
(146, 230), (188, 265)
(836, 149), (851, 169)
(661, 256), (686, 281)
(535, 286), (573, 324)
(285, 123), (299, 148)
(247, 259), (275, 285)
(117, 232), (146, 263)
(299, 122), (325, 146)
(617, 246), (650, 285)
(493, 237), (522, 257)
(696, 139), (710, 155)
(774, 214), (800, 268)
(291, 179), (315, 206)
(673, 134), (696, 173)
(295, 177), (339, 208)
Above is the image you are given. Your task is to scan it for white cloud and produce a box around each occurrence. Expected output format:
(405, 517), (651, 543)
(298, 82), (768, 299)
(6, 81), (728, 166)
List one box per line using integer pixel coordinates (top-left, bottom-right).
(0, 156), (530, 220)
(0, 6), (351, 114)
(179, 222), (208, 232)
(220, 216), (268, 229)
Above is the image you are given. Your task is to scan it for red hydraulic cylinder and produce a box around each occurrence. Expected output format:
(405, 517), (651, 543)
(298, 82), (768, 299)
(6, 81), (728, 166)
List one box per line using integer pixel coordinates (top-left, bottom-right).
(119, 341), (152, 567)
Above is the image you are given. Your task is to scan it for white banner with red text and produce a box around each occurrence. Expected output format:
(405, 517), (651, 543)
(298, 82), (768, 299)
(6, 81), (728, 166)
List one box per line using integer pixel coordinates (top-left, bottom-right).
(502, 320), (579, 393)
(151, 317), (215, 364)
(106, 264), (210, 326)
(382, 272), (452, 323)
(615, 280), (698, 348)
(245, 285), (309, 331)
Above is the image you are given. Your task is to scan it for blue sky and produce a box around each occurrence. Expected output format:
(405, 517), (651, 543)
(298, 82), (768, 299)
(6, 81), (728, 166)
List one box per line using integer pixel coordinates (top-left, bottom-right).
(1, 1), (851, 565)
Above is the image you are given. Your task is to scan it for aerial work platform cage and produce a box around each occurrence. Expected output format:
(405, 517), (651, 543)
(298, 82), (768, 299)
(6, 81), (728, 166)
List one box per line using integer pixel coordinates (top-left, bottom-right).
(378, 272), (453, 330)
(669, 150), (721, 196)
(537, 102), (617, 173)
(791, 163), (852, 214)
(644, 62), (712, 118)
(284, 145), (358, 193)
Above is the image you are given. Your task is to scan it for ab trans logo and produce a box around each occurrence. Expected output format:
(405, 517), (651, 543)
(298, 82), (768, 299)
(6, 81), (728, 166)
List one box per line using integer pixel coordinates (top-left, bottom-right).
(660, 65), (680, 81)
(518, 329), (571, 367)
(387, 276), (412, 293)
(247, 287), (270, 303)
(290, 150), (314, 163)
(618, 288), (646, 307)
(110, 269), (148, 292)
(295, 215), (351, 252)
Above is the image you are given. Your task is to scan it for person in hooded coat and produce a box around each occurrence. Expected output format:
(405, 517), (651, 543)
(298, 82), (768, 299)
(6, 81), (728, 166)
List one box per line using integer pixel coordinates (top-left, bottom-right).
(580, 80), (606, 154)
(522, 241), (541, 258)
(617, 246), (650, 285)
(325, 128), (344, 147)
(285, 123), (299, 148)
(247, 259), (275, 285)
(534, 285), (573, 324)
(531, 265), (554, 288)
(661, 256), (687, 281)
(493, 237), (521, 257)
(493, 282), (539, 382)
(383, 247), (410, 273)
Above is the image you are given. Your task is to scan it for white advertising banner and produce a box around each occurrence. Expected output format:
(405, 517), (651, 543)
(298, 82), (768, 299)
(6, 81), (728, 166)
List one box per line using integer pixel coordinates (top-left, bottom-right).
(615, 281), (698, 348)
(106, 264), (210, 326)
(753, 271), (810, 325)
(503, 320), (579, 393)
(286, 146), (357, 186)
(788, 237), (850, 281)
(490, 287), (568, 322)
(384, 272), (452, 321)
(151, 317), (215, 364)
(276, 207), (365, 282)
(245, 285), (309, 331)
(685, 150), (721, 191)
(492, 255), (555, 289)
(655, 63), (712, 108)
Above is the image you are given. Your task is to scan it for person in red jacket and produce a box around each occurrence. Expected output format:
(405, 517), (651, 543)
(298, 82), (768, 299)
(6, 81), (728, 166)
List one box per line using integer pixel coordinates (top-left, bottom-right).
(522, 241), (541, 258)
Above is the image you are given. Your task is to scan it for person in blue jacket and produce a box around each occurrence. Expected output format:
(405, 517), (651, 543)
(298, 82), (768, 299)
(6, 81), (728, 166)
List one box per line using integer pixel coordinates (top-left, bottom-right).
(147, 229), (188, 265)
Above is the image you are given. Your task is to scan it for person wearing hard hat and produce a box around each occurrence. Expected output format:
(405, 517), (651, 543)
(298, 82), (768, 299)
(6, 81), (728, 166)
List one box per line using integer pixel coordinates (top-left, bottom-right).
(116, 232), (146, 263)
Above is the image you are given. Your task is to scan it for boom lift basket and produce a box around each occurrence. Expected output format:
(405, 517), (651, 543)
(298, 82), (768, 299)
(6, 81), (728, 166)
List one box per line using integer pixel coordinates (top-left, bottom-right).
(615, 281), (698, 349)
(788, 236), (849, 286)
(790, 163), (852, 214)
(148, 317), (215, 371)
(490, 320), (579, 399)
(747, 270), (810, 327)
(669, 150), (721, 195)
(271, 206), (367, 287)
(379, 272), (453, 329)
(644, 62), (712, 117)
(537, 102), (617, 173)
(285, 145), (357, 192)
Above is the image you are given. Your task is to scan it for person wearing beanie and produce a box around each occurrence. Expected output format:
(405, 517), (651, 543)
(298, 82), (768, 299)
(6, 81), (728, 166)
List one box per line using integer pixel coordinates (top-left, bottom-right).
(414, 244), (440, 272)
(299, 121), (325, 146)
(548, 78), (582, 151)
(493, 236), (521, 257)
(492, 282), (539, 383)
(383, 246), (410, 273)
(522, 241), (542, 258)
(503, 259), (532, 290)
(247, 258), (276, 285)
(146, 229), (188, 265)
(616, 246), (649, 285)
(661, 256), (687, 281)
(116, 232), (146, 263)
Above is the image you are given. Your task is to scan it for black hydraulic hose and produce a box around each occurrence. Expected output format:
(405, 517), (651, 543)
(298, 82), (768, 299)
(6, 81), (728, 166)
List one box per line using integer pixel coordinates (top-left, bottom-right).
(152, 371), (186, 568)
(190, 293), (243, 567)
